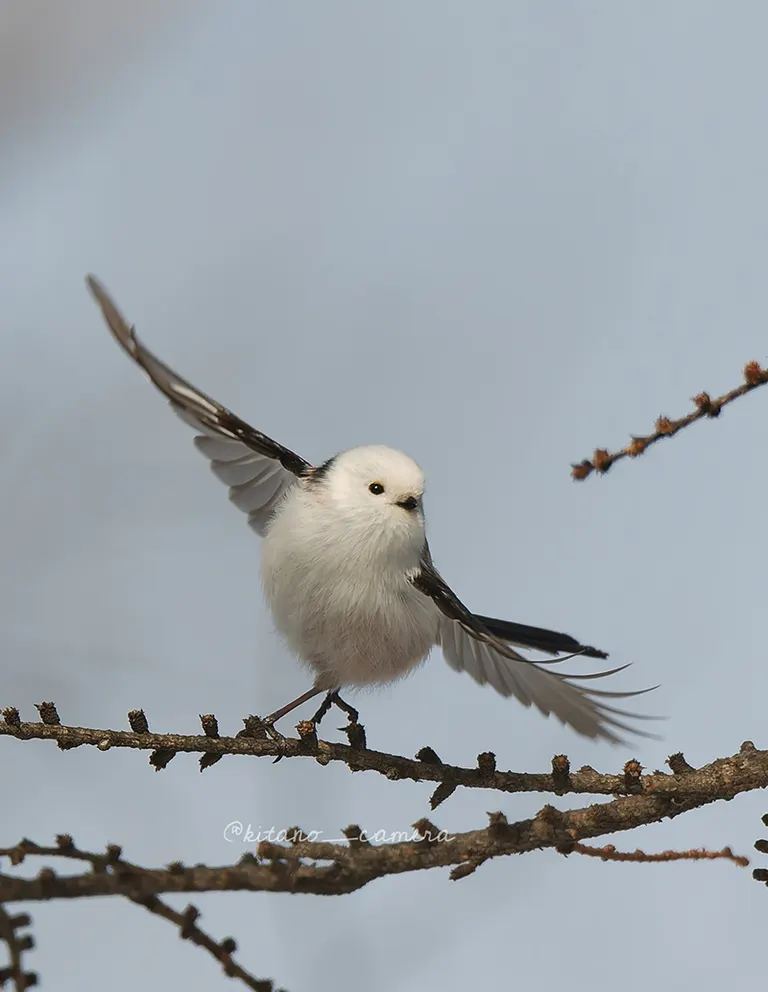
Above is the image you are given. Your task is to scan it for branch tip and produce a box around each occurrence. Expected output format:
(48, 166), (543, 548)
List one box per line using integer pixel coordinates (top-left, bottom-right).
(666, 752), (695, 775)
(2, 707), (21, 728)
(570, 460), (594, 480)
(572, 359), (768, 479)
(128, 710), (150, 735)
(552, 754), (571, 793)
(476, 751), (497, 776)
(623, 759), (644, 792)
(200, 714), (220, 737)
(429, 781), (457, 810)
(416, 746), (442, 765)
(743, 360), (766, 386)
(35, 702), (60, 726)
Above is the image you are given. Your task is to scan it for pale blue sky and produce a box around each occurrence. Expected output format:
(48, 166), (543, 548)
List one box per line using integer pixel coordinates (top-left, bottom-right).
(2, 3), (767, 990)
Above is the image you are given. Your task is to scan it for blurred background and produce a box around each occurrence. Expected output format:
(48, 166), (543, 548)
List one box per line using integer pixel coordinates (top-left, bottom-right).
(2, 2), (767, 989)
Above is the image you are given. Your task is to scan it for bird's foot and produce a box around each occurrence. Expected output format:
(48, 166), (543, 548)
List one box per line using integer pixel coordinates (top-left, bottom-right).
(315, 691), (366, 748)
(310, 690), (359, 728)
(330, 692), (360, 725)
(260, 718), (288, 744)
(242, 713), (287, 743)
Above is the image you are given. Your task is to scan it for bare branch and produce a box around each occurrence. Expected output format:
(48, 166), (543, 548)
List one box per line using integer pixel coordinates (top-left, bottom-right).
(570, 842), (748, 868)
(2, 708), (766, 808)
(0, 740), (760, 903)
(1, 724), (760, 987)
(0, 907), (37, 990)
(571, 361), (768, 480)
(0, 837), (280, 991)
(132, 897), (281, 992)
(753, 812), (768, 886)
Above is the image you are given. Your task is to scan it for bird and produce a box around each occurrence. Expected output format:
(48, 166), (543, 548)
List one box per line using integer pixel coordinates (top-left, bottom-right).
(85, 274), (658, 745)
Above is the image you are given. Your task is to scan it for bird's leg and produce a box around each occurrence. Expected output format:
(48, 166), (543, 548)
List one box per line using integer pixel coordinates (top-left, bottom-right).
(261, 686), (359, 743)
(309, 690), (359, 727)
(328, 692), (359, 725)
(329, 691), (365, 748)
(309, 690), (337, 727)
(263, 687), (324, 729)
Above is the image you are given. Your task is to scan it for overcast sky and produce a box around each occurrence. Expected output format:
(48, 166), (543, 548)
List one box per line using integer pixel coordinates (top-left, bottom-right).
(2, 3), (768, 990)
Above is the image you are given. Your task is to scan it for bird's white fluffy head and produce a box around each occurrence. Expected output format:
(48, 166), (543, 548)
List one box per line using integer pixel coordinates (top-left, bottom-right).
(328, 445), (424, 507)
(320, 445), (426, 555)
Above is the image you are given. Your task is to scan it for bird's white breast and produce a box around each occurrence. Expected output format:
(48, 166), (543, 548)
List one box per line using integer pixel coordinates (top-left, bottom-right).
(260, 484), (437, 689)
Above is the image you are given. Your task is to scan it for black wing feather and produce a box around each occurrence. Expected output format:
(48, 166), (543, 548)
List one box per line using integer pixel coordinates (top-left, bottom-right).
(86, 274), (310, 478)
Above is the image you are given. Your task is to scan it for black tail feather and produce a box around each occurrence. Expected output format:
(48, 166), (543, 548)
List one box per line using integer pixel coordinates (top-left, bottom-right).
(472, 615), (609, 660)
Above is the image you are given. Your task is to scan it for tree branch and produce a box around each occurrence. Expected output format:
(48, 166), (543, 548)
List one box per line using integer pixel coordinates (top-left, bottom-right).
(570, 841), (748, 867)
(0, 735), (758, 904)
(132, 895), (282, 992)
(571, 361), (768, 480)
(2, 708), (766, 812)
(753, 812), (768, 887)
(0, 838), (281, 991)
(0, 906), (37, 990)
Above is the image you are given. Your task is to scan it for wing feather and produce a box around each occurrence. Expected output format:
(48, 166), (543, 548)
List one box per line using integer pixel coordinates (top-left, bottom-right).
(410, 544), (659, 744)
(86, 275), (311, 535)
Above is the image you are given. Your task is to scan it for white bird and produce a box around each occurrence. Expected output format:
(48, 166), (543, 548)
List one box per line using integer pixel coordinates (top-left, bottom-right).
(86, 275), (658, 744)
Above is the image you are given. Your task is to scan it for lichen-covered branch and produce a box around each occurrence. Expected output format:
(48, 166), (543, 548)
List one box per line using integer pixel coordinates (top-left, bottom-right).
(571, 361), (768, 480)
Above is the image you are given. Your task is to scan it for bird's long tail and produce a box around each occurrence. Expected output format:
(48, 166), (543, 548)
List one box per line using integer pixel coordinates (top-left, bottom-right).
(472, 615), (608, 659)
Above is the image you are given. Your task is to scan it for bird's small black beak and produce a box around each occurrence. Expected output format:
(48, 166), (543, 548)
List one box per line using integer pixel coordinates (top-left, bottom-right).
(396, 496), (420, 512)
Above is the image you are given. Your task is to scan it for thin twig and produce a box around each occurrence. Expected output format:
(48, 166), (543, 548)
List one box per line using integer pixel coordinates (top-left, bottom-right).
(571, 361), (768, 480)
(0, 837), (280, 991)
(0, 906), (37, 990)
(753, 812), (768, 886)
(569, 842), (748, 868)
(127, 896), (279, 991)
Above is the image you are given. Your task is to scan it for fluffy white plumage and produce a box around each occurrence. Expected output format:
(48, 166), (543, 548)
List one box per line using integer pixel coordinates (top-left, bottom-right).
(86, 275), (659, 745)
(262, 446), (436, 689)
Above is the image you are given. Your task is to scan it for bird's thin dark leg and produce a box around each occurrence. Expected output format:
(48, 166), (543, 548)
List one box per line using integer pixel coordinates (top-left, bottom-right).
(329, 692), (359, 724)
(309, 690), (359, 727)
(263, 687), (324, 726)
(262, 686), (359, 747)
(307, 690), (365, 747)
(309, 690), (337, 727)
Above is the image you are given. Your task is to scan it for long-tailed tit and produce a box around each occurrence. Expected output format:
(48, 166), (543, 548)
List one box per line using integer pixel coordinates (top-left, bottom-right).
(86, 275), (657, 744)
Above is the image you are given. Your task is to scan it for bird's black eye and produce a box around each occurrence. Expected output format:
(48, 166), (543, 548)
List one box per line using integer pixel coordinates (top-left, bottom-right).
(368, 482), (385, 495)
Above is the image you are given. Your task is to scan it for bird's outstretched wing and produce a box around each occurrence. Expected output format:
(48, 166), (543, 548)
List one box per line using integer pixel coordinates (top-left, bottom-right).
(409, 544), (659, 744)
(86, 275), (310, 535)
